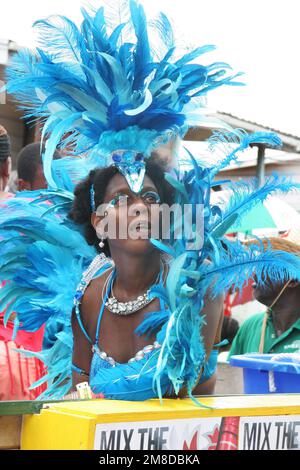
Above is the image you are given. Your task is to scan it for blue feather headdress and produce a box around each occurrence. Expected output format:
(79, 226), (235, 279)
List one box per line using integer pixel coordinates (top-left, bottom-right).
(5, 0), (243, 192)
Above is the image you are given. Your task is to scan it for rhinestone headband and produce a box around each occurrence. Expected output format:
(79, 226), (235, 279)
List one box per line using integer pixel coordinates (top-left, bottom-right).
(90, 184), (96, 212)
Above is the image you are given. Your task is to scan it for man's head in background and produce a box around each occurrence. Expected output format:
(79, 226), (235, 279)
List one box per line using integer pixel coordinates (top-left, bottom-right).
(249, 237), (300, 307)
(17, 142), (61, 191)
(0, 125), (12, 192)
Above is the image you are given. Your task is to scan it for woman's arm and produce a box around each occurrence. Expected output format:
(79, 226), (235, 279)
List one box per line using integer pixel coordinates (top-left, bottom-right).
(178, 291), (224, 397)
(192, 299), (224, 395)
(200, 291), (224, 354)
(70, 307), (93, 391)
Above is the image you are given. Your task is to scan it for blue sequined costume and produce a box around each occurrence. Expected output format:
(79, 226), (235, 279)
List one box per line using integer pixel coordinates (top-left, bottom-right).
(71, 263), (219, 400)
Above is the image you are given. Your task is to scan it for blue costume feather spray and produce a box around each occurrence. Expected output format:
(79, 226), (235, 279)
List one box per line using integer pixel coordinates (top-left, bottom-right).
(0, 191), (96, 396)
(148, 132), (300, 403)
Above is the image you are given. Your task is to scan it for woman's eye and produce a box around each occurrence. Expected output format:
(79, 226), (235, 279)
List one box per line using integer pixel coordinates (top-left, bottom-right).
(109, 194), (129, 207)
(142, 191), (161, 204)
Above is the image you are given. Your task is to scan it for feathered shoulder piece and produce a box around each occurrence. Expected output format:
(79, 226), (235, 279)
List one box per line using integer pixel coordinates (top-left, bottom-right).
(5, 0), (242, 192)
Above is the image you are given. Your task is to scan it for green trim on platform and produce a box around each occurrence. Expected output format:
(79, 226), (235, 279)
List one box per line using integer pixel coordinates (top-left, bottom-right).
(0, 399), (82, 416)
(0, 401), (43, 416)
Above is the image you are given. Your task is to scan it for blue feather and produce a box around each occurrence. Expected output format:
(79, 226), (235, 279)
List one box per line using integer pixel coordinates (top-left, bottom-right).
(210, 175), (300, 237)
(203, 246), (300, 298)
(33, 15), (86, 64)
(135, 310), (170, 338)
(90, 350), (171, 401)
(208, 129), (282, 177)
(129, 0), (151, 90)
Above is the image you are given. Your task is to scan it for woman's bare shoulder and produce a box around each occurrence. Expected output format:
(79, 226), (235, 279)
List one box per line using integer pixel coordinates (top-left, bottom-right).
(80, 268), (113, 319)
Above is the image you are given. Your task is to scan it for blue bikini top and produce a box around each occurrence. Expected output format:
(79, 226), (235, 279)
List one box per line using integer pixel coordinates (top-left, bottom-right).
(72, 263), (219, 401)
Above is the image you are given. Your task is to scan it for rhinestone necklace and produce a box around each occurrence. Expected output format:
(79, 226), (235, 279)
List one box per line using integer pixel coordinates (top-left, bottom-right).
(104, 266), (163, 316)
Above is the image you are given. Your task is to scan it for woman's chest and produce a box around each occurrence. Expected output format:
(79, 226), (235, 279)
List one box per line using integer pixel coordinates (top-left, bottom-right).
(86, 297), (160, 364)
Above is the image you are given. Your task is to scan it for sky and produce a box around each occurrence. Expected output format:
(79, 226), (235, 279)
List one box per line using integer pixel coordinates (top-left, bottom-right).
(1, 0), (299, 136)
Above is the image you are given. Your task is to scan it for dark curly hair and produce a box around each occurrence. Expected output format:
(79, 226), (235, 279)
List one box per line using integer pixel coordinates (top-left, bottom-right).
(69, 158), (175, 256)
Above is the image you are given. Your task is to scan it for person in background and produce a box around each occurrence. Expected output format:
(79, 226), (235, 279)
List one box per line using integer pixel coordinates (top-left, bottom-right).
(0, 125), (12, 197)
(0, 128), (45, 400)
(8, 170), (18, 194)
(220, 317), (239, 353)
(229, 237), (300, 358)
(17, 142), (61, 191)
(217, 316), (239, 363)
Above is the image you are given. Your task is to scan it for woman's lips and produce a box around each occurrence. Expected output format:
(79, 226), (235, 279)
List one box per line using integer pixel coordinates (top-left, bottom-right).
(136, 221), (151, 232)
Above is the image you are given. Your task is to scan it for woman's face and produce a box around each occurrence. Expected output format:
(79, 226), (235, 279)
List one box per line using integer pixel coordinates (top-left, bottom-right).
(92, 172), (162, 256)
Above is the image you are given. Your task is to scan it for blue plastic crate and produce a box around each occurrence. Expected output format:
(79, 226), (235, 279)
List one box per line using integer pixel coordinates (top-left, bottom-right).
(229, 353), (300, 394)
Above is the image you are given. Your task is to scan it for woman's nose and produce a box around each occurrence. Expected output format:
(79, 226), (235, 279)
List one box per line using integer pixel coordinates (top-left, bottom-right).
(130, 198), (148, 217)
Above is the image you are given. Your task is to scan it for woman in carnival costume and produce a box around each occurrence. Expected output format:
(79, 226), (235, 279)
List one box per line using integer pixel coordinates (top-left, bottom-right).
(2, 0), (300, 403)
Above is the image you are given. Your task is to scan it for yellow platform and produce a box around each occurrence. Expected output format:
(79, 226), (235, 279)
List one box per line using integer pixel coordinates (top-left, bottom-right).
(21, 394), (300, 450)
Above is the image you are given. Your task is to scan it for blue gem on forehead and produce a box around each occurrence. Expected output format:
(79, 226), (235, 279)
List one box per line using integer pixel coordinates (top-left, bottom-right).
(112, 153), (122, 163)
(111, 150), (146, 193)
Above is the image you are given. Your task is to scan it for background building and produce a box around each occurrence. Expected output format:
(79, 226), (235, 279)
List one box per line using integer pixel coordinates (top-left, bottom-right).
(0, 39), (36, 167)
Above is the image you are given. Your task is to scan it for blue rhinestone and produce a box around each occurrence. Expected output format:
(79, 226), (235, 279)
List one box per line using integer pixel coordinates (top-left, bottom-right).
(123, 151), (134, 162)
(136, 153), (143, 161)
(112, 154), (122, 163)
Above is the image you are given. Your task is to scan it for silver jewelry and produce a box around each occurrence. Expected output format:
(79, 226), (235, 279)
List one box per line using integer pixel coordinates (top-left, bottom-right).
(74, 253), (114, 307)
(93, 341), (162, 367)
(105, 290), (153, 315)
(83, 253), (113, 282)
(97, 210), (108, 249)
(128, 340), (161, 363)
(99, 236), (105, 249)
(104, 264), (165, 316)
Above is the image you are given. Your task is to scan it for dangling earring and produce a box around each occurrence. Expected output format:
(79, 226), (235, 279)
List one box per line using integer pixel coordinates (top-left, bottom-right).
(98, 211), (108, 250)
(99, 236), (105, 249)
